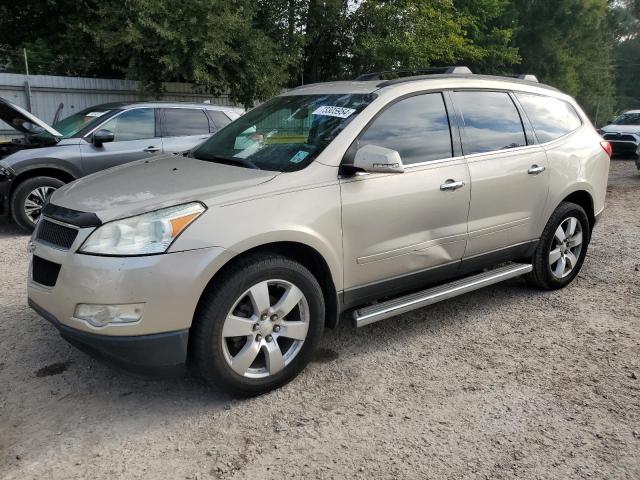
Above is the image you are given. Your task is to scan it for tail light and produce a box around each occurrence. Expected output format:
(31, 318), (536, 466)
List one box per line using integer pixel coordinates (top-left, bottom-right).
(600, 140), (612, 158)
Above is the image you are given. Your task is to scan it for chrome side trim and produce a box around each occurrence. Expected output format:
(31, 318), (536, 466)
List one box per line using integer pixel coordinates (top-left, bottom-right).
(353, 263), (532, 327)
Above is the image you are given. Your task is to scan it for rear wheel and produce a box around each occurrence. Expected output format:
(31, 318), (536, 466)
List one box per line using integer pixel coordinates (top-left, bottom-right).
(11, 176), (64, 232)
(527, 202), (590, 290)
(190, 254), (324, 396)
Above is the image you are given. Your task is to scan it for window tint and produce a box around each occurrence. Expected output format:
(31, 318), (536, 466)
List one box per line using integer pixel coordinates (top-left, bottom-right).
(516, 93), (582, 142)
(454, 91), (526, 154)
(99, 108), (155, 141)
(209, 110), (232, 130)
(163, 108), (210, 136)
(358, 93), (452, 165)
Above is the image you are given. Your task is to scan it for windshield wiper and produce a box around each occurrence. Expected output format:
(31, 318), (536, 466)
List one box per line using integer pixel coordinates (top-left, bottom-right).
(191, 153), (260, 170)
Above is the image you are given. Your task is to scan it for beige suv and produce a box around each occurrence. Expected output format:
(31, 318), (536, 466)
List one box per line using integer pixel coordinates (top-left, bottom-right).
(27, 69), (610, 395)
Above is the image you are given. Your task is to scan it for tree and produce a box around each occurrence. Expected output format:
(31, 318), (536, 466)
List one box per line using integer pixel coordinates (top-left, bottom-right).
(349, 0), (518, 77)
(512, 0), (616, 123)
(78, 0), (289, 107)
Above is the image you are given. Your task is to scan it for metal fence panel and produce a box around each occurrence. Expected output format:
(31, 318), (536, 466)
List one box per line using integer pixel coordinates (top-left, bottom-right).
(0, 73), (237, 136)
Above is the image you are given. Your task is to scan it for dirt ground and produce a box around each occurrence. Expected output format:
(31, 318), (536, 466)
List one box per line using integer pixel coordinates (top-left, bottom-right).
(1, 160), (639, 480)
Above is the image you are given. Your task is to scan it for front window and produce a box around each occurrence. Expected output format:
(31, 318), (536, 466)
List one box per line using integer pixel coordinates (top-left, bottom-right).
(612, 113), (640, 126)
(191, 94), (375, 172)
(53, 106), (114, 138)
(98, 108), (156, 141)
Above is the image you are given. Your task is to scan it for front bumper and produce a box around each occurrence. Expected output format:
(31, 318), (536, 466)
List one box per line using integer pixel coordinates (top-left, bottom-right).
(29, 298), (189, 371)
(27, 221), (235, 369)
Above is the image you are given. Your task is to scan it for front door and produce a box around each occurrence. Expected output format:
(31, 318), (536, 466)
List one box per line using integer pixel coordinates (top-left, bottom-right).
(340, 92), (471, 306)
(451, 90), (550, 257)
(80, 107), (162, 174)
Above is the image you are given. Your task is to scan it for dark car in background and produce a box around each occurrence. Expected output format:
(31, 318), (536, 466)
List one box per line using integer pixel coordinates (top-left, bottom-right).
(599, 110), (640, 169)
(0, 98), (244, 231)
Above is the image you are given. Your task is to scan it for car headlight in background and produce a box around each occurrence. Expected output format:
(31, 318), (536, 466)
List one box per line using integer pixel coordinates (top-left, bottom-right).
(79, 202), (205, 256)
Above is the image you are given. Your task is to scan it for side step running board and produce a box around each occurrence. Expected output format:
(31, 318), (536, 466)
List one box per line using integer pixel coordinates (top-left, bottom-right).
(353, 263), (532, 328)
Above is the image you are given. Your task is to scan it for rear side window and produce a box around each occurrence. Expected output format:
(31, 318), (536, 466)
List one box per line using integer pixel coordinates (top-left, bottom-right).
(516, 93), (582, 143)
(453, 91), (527, 154)
(99, 108), (156, 141)
(163, 108), (210, 136)
(209, 110), (232, 130)
(358, 92), (452, 165)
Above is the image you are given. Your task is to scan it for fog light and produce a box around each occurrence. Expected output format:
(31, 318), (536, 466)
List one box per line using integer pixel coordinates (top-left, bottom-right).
(74, 303), (144, 327)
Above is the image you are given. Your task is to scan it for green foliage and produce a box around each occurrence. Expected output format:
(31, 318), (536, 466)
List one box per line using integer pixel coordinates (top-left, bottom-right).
(512, 0), (616, 124)
(76, 0), (288, 107)
(0, 0), (631, 115)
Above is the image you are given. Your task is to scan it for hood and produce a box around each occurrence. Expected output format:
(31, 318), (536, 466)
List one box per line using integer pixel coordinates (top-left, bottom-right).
(50, 154), (278, 222)
(0, 97), (62, 137)
(600, 124), (640, 134)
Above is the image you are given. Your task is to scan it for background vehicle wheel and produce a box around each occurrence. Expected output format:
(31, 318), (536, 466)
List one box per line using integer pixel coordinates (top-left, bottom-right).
(190, 254), (325, 396)
(11, 176), (65, 232)
(527, 201), (590, 290)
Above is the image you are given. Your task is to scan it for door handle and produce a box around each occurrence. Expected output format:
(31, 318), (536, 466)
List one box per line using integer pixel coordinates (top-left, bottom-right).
(528, 165), (546, 175)
(440, 179), (466, 191)
(144, 146), (160, 153)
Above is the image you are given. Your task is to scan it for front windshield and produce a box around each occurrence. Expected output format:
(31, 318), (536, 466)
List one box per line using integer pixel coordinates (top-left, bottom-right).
(52, 106), (114, 137)
(191, 93), (375, 171)
(612, 113), (640, 126)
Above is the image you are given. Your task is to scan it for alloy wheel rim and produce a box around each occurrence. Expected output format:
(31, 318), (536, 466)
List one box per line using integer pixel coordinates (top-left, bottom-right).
(221, 279), (309, 379)
(549, 216), (583, 279)
(24, 186), (56, 223)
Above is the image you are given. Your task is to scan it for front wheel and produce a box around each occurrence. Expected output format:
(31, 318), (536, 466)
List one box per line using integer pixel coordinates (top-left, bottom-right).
(527, 202), (590, 290)
(190, 254), (324, 396)
(11, 176), (65, 232)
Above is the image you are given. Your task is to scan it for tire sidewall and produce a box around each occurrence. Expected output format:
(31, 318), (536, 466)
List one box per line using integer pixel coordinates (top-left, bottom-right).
(11, 176), (65, 232)
(539, 203), (590, 288)
(193, 257), (325, 395)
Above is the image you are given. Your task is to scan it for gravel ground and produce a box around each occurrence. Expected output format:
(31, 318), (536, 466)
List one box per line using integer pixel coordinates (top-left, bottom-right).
(1, 160), (639, 480)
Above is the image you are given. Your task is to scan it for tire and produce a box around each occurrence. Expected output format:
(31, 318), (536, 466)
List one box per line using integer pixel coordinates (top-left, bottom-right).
(527, 202), (590, 290)
(190, 254), (325, 396)
(11, 176), (65, 232)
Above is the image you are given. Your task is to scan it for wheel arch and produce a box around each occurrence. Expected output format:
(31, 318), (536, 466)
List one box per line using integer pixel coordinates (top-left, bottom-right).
(10, 166), (77, 203)
(196, 241), (341, 329)
(560, 189), (595, 232)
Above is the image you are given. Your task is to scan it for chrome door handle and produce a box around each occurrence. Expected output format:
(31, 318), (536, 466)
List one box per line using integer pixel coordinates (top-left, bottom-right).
(440, 180), (466, 191)
(528, 165), (546, 175)
(144, 146), (160, 153)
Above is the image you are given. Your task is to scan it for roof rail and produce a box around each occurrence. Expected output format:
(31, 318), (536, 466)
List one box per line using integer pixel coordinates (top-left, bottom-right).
(515, 74), (539, 83)
(355, 66), (472, 81)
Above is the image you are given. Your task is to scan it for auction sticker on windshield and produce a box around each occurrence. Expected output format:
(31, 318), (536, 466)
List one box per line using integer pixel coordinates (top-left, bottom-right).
(312, 106), (356, 119)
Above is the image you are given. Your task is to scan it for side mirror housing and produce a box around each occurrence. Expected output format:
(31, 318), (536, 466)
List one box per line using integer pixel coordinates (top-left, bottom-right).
(92, 129), (114, 147)
(353, 144), (404, 174)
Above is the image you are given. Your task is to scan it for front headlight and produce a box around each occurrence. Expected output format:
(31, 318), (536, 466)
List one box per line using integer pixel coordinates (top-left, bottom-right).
(79, 202), (205, 256)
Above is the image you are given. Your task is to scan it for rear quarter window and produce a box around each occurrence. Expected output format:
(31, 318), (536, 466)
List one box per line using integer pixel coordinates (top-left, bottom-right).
(516, 93), (582, 143)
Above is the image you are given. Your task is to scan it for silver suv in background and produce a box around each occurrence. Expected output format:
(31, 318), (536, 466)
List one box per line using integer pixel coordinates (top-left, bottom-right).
(0, 99), (244, 230)
(27, 69), (610, 396)
(599, 110), (640, 168)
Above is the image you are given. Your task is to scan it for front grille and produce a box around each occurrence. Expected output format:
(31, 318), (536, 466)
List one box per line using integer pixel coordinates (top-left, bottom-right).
(36, 219), (78, 250)
(32, 256), (61, 287)
(603, 133), (637, 142)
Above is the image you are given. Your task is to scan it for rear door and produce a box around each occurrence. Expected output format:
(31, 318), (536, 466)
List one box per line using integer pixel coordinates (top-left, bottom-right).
(80, 107), (161, 174)
(160, 107), (212, 153)
(340, 92), (471, 305)
(451, 90), (549, 258)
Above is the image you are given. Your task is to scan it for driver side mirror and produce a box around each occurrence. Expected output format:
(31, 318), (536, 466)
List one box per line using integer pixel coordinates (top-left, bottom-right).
(353, 144), (405, 174)
(92, 129), (114, 147)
